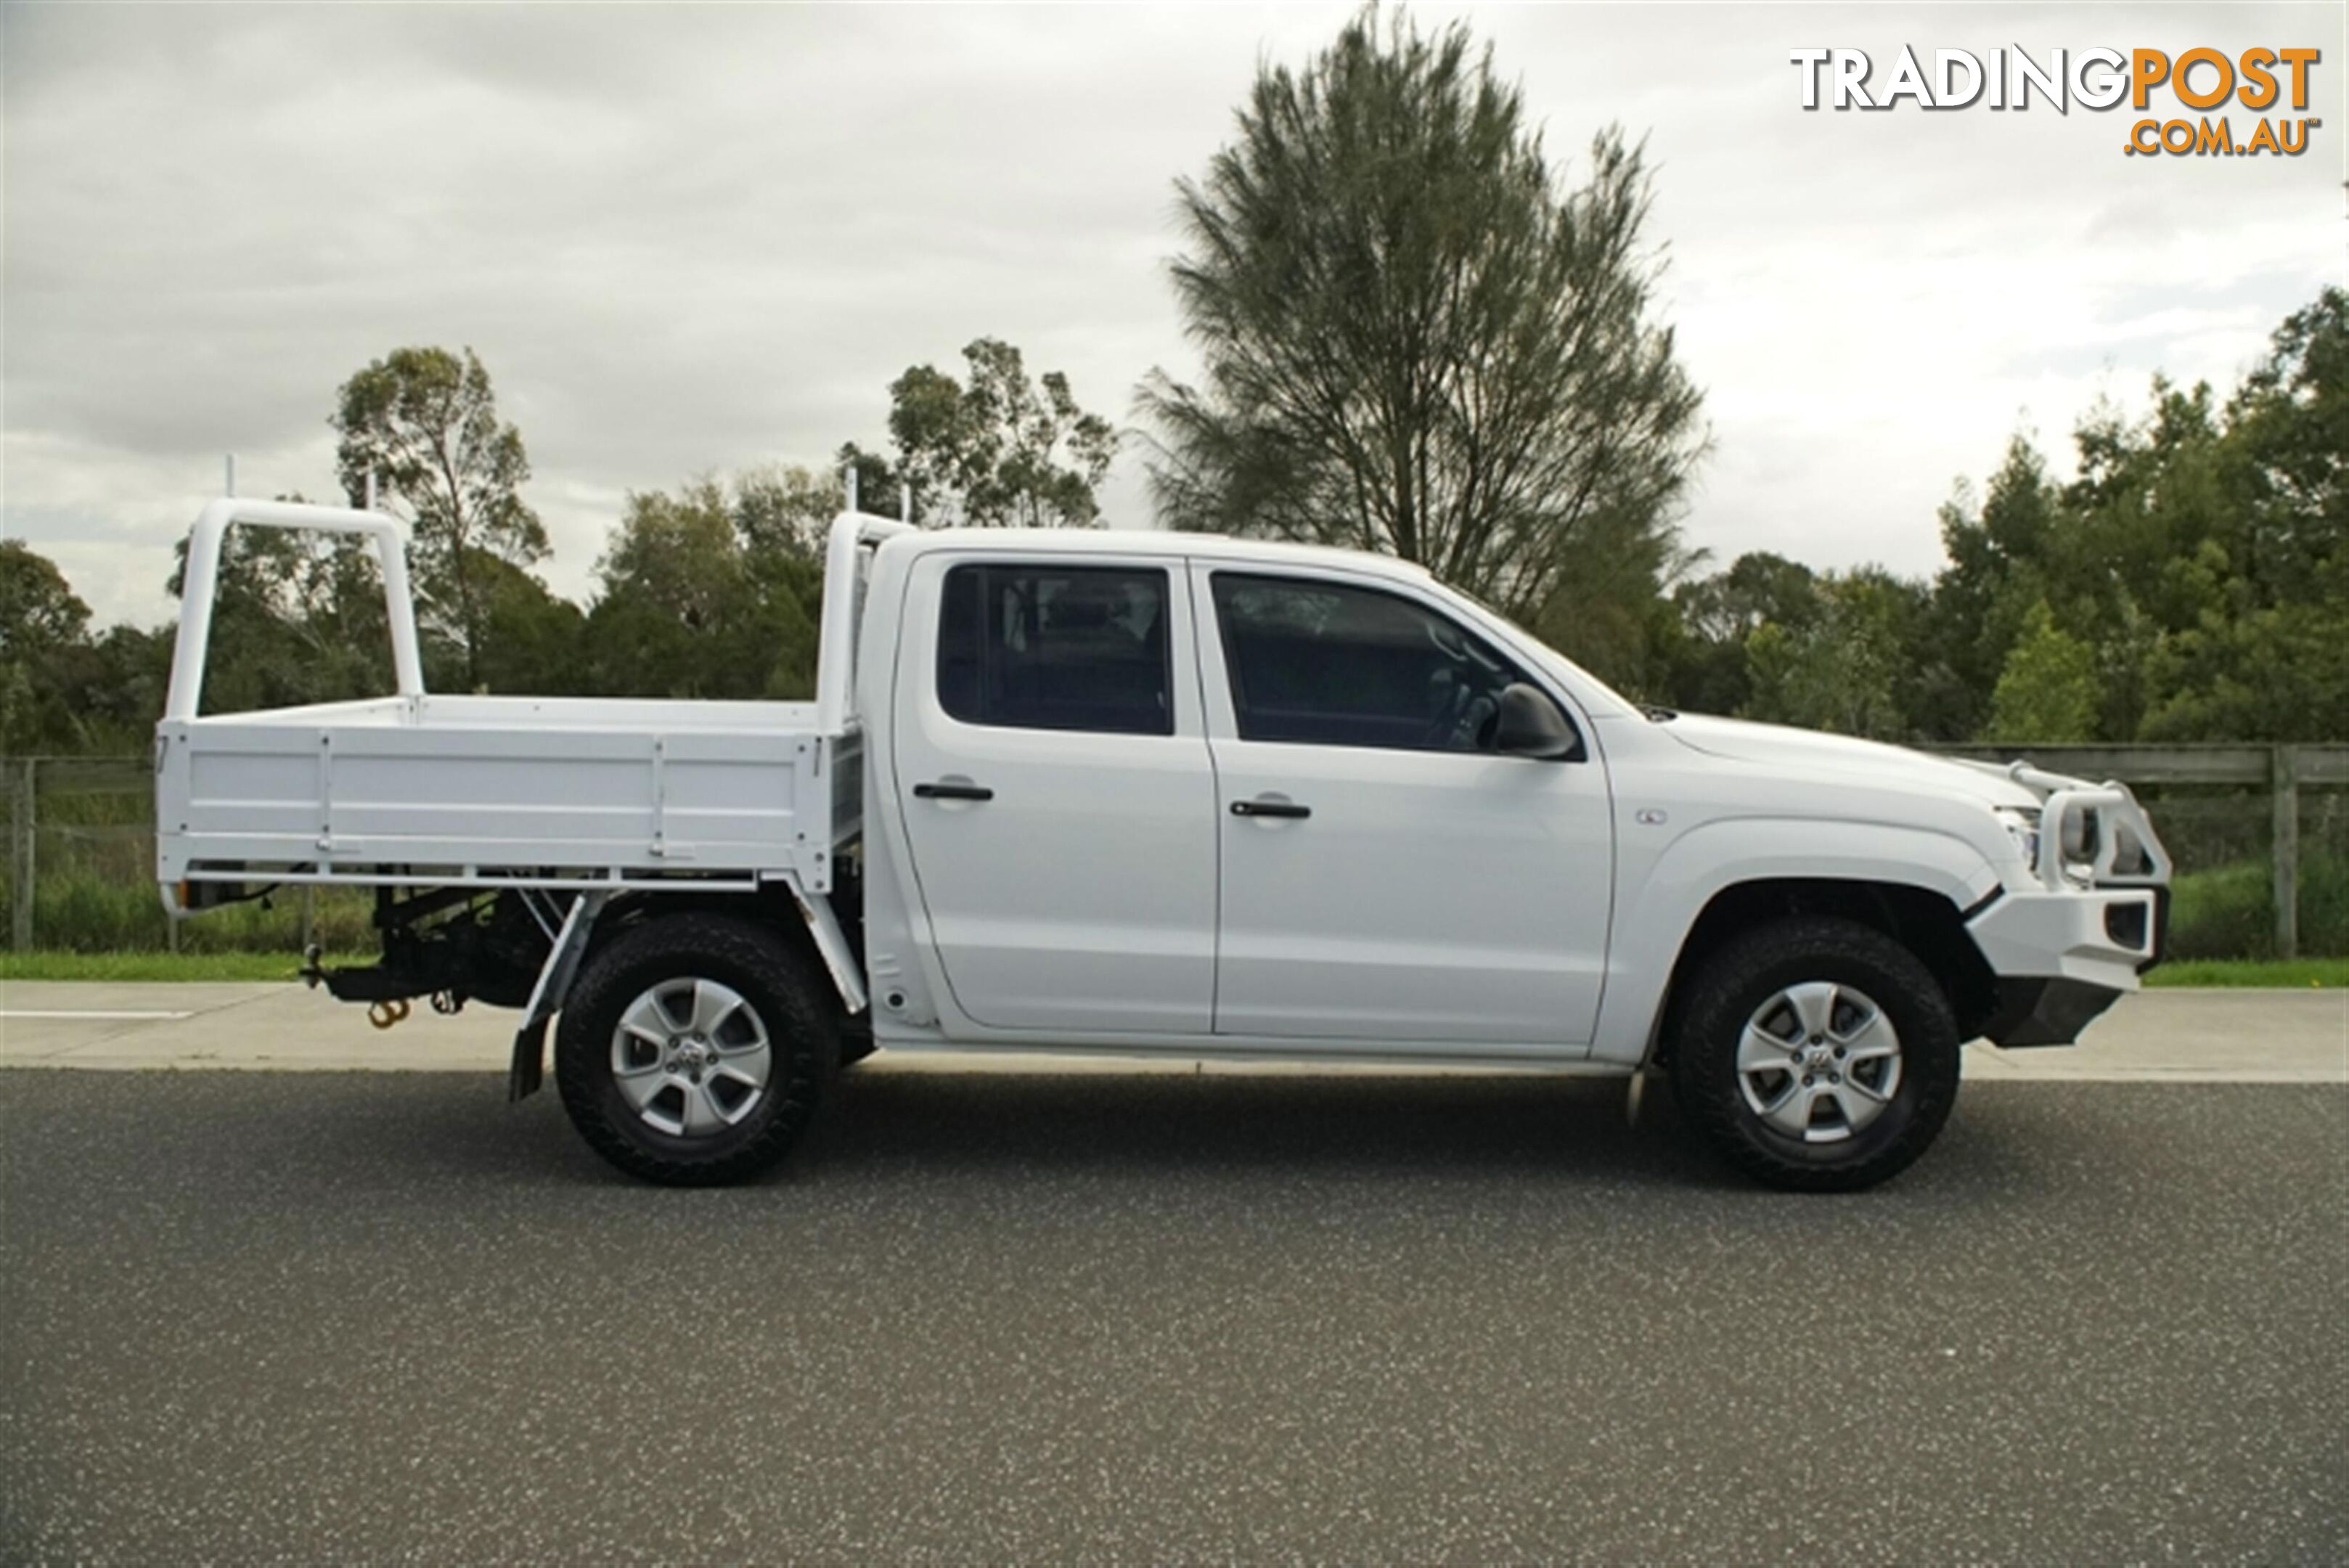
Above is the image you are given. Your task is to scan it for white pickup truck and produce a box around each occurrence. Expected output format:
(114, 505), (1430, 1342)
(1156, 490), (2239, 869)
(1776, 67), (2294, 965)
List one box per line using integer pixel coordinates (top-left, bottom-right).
(158, 498), (2170, 1191)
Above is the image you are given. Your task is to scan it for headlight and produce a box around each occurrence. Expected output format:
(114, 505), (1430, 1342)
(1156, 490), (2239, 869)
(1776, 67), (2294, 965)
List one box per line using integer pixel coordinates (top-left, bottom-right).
(1993, 805), (2041, 870)
(2060, 805), (2099, 865)
(2109, 820), (2151, 877)
(2047, 804), (2098, 885)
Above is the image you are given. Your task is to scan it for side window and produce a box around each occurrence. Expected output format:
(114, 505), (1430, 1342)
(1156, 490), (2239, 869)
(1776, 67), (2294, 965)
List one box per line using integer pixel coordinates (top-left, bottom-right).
(936, 563), (1173, 736)
(1211, 572), (1535, 753)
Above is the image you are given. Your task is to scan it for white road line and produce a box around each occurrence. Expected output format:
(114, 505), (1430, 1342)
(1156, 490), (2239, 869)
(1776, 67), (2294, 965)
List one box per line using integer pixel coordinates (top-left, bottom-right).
(1, 1010), (197, 1021)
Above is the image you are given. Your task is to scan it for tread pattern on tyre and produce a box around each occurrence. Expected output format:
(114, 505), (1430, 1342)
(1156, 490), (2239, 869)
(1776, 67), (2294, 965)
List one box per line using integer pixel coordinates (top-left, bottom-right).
(1668, 916), (1961, 1193)
(555, 912), (837, 1186)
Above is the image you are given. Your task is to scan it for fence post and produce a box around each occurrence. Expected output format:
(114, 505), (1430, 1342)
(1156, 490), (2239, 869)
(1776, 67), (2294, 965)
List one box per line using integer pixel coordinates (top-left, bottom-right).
(9, 758), (35, 950)
(2271, 745), (2300, 961)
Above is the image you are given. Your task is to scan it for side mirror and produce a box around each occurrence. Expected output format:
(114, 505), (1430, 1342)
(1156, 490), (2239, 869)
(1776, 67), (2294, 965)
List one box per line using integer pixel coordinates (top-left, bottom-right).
(1492, 682), (1582, 761)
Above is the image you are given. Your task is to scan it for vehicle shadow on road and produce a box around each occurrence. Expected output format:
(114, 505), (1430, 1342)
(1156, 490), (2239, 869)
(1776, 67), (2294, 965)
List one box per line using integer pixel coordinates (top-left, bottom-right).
(397, 1063), (1731, 1191)
(389, 1061), (2081, 1199)
(798, 1066), (1724, 1190)
(0, 1062), (2092, 1203)
(793, 1067), (2104, 1201)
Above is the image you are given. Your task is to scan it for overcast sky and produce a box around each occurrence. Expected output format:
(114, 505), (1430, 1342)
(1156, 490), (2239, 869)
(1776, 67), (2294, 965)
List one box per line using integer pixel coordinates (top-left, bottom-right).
(4, 1), (2340, 631)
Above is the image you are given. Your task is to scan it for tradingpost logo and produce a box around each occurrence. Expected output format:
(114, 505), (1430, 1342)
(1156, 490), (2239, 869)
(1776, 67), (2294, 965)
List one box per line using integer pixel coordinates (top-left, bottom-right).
(1788, 46), (2323, 156)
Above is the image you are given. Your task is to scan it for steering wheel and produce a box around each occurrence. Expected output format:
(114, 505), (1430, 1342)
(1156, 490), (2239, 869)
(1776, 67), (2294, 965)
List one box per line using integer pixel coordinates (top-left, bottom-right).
(1419, 674), (1468, 749)
(1462, 691), (1501, 751)
(1421, 677), (1502, 752)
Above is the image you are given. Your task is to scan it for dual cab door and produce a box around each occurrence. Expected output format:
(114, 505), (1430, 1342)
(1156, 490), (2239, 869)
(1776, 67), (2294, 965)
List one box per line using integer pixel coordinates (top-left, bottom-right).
(890, 550), (1611, 1048)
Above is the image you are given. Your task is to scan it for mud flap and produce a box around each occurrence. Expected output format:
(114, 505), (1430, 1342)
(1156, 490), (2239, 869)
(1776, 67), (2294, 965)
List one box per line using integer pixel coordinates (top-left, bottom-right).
(508, 1016), (551, 1101)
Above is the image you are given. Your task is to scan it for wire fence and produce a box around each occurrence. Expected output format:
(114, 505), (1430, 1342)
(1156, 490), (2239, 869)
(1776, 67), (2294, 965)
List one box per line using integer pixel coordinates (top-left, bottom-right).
(4, 746), (2345, 958)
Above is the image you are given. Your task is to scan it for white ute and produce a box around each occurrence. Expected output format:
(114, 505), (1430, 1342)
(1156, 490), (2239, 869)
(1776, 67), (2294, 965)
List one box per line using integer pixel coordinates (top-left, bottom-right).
(158, 498), (2171, 1190)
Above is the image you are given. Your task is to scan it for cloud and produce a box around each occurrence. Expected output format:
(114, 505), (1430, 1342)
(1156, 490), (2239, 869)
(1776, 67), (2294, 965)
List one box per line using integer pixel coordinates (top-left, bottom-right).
(3, 1), (2335, 632)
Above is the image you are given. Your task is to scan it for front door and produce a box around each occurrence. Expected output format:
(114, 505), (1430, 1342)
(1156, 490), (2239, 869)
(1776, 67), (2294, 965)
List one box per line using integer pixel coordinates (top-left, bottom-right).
(1196, 565), (1612, 1047)
(892, 552), (1217, 1034)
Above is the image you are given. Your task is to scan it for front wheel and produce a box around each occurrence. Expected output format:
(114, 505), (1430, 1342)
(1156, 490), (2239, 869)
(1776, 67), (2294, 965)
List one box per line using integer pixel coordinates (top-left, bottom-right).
(1668, 917), (1960, 1192)
(555, 914), (835, 1185)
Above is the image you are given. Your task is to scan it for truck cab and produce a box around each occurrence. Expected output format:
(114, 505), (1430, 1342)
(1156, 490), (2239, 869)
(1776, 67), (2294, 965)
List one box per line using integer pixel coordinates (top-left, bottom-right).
(158, 500), (2170, 1191)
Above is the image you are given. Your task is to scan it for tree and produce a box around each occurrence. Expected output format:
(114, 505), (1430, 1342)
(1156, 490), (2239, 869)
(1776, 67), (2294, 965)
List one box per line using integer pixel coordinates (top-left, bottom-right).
(2, 542), (174, 753)
(1924, 288), (2348, 745)
(587, 482), (761, 699)
(2213, 286), (2344, 604)
(2138, 287), (2349, 742)
(844, 338), (1117, 527)
(1141, 7), (1705, 622)
(1739, 568), (1927, 740)
(465, 556), (587, 697)
(728, 465), (832, 697)
(1661, 552), (1820, 714)
(1983, 600), (2099, 741)
(584, 470), (828, 701)
(72, 624), (174, 750)
(0, 539), (91, 657)
(1, 540), (95, 751)
(1929, 436), (2059, 738)
(330, 346), (549, 690)
(734, 462), (845, 560)
(163, 494), (399, 715)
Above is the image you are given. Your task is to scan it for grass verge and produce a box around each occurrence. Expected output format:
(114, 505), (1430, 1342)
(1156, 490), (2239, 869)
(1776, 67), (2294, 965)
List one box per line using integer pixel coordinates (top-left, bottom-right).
(2144, 957), (2348, 989)
(0, 950), (368, 984)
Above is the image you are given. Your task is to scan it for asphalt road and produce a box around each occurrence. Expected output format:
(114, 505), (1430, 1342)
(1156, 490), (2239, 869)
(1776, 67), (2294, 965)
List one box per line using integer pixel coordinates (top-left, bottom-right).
(1, 1069), (2343, 1564)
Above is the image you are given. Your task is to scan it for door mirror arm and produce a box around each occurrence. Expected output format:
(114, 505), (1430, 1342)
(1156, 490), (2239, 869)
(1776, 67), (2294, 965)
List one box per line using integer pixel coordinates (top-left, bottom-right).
(1492, 682), (1583, 761)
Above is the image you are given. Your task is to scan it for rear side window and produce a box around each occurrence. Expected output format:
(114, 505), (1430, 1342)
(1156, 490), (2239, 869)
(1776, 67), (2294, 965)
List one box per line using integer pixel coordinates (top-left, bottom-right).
(1212, 571), (1532, 752)
(936, 563), (1173, 735)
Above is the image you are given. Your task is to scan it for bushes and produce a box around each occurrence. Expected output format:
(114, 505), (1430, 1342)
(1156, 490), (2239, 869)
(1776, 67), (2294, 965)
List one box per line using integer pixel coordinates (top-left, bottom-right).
(0, 870), (375, 955)
(0, 783), (377, 954)
(2167, 849), (2349, 960)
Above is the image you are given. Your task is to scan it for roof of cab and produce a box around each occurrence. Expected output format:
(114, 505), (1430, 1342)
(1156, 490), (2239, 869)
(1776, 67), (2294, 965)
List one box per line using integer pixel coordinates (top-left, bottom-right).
(884, 524), (1434, 579)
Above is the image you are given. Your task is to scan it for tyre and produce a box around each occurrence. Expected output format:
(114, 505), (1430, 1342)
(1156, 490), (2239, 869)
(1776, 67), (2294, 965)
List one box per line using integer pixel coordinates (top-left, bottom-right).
(555, 913), (836, 1185)
(1667, 916), (1960, 1193)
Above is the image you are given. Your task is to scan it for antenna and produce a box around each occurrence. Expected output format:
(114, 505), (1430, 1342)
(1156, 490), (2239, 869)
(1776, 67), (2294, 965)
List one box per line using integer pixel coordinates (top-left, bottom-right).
(224, 454), (237, 498)
(900, 482), (912, 524)
(364, 472), (377, 512)
(845, 462), (859, 515)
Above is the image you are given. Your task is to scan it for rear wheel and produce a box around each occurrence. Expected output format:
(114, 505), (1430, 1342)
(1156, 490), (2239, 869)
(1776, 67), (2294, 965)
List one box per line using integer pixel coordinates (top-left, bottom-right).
(1668, 917), (1960, 1192)
(555, 914), (835, 1185)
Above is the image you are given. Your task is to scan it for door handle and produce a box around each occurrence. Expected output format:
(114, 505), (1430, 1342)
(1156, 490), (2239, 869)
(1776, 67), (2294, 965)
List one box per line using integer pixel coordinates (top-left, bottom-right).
(1231, 798), (1310, 820)
(914, 781), (994, 802)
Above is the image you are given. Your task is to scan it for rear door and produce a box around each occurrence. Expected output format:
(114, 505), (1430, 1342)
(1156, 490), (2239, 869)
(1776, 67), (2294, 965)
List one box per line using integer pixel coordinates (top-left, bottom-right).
(891, 551), (1217, 1034)
(1195, 563), (1612, 1047)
